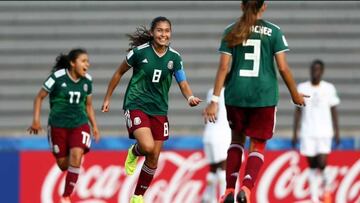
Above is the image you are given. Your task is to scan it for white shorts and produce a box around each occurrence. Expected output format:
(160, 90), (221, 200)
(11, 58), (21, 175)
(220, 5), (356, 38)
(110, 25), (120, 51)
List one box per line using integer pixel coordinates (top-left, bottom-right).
(203, 142), (229, 164)
(300, 136), (332, 157)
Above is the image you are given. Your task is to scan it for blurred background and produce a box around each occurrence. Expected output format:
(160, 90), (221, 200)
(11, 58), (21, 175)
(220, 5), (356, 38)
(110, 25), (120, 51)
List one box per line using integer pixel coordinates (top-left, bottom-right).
(0, 1), (359, 203)
(1, 1), (359, 137)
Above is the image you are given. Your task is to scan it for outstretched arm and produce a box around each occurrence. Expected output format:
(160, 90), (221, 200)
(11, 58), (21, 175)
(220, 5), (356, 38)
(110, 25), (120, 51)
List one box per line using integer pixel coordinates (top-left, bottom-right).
(203, 53), (231, 123)
(275, 52), (308, 106)
(101, 60), (131, 112)
(86, 95), (100, 142)
(28, 88), (48, 134)
(178, 80), (202, 107)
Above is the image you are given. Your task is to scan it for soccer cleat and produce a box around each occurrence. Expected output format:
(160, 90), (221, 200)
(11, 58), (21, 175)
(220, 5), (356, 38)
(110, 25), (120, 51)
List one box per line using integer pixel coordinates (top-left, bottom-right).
(219, 188), (235, 203)
(236, 186), (251, 203)
(60, 196), (71, 203)
(323, 191), (332, 203)
(125, 145), (139, 175)
(130, 195), (144, 203)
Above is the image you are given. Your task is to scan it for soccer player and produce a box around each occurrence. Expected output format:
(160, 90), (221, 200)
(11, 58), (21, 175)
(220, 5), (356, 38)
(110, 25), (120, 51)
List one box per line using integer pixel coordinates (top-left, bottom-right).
(203, 0), (308, 202)
(292, 59), (340, 203)
(202, 88), (231, 203)
(101, 16), (202, 203)
(28, 48), (100, 203)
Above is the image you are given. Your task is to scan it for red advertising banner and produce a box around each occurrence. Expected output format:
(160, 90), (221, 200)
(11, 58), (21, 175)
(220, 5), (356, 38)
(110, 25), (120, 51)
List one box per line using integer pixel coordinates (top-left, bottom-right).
(20, 150), (360, 203)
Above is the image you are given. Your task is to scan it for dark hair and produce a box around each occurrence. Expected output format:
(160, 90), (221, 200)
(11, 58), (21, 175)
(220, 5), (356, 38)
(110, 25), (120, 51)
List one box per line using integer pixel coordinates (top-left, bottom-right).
(127, 16), (172, 51)
(52, 48), (87, 72)
(311, 59), (325, 69)
(225, 0), (264, 48)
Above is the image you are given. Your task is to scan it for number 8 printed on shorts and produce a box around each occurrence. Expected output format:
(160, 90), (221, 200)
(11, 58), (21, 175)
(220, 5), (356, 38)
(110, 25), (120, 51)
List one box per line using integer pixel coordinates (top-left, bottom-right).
(164, 122), (169, 137)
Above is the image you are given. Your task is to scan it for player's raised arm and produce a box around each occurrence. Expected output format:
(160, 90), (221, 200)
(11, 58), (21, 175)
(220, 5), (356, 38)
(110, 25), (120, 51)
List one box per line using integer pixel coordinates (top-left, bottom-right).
(101, 60), (131, 112)
(28, 88), (48, 134)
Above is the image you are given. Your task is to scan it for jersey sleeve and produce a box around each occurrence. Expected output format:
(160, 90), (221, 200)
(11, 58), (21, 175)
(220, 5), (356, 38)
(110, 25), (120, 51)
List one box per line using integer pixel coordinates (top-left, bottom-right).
(42, 73), (56, 92)
(329, 84), (340, 106)
(273, 28), (290, 54)
(218, 30), (233, 55)
(125, 49), (138, 68)
(173, 54), (187, 83)
(87, 80), (93, 95)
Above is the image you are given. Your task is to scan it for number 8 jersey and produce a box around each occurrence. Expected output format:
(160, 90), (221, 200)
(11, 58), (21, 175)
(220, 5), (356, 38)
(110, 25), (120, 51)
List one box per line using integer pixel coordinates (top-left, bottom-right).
(219, 20), (289, 107)
(124, 42), (183, 116)
(42, 69), (92, 128)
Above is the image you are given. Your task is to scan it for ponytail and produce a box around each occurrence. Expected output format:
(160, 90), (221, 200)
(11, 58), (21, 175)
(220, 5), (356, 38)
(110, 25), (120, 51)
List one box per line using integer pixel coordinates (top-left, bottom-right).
(127, 16), (172, 52)
(225, 0), (264, 48)
(52, 54), (70, 72)
(126, 25), (153, 52)
(52, 48), (87, 72)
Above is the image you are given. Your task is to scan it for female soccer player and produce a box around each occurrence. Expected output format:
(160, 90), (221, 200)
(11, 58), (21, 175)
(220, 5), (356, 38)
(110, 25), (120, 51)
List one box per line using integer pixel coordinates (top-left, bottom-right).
(101, 16), (201, 203)
(28, 48), (100, 203)
(293, 59), (340, 203)
(202, 88), (231, 203)
(203, 1), (307, 202)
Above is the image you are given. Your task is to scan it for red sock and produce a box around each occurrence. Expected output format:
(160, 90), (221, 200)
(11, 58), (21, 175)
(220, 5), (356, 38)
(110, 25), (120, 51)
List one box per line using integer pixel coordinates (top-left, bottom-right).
(226, 144), (244, 189)
(132, 143), (144, 156)
(63, 166), (80, 197)
(242, 151), (264, 190)
(134, 163), (156, 195)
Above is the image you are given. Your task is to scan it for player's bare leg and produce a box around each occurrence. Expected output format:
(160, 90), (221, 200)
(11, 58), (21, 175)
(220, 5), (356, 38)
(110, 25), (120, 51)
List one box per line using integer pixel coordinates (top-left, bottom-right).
(62, 147), (84, 202)
(56, 157), (69, 171)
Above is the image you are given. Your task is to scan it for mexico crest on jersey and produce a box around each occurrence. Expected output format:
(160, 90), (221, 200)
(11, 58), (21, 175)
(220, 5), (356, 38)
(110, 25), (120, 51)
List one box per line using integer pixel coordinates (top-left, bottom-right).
(167, 61), (173, 70)
(83, 84), (88, 92)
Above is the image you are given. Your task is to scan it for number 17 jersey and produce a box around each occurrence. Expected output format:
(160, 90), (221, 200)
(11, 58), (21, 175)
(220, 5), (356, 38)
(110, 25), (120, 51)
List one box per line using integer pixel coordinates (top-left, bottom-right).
(42, 69), (93, 128)
(219, 19), (289, 107)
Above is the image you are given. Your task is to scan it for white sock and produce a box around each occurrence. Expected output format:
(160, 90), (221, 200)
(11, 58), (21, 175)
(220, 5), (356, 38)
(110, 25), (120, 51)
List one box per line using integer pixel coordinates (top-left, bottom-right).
(202, 172), (217, 203)
(321, 168), (331, 193)
(309, 169), (320, 202)
(217, 169), (226, 196)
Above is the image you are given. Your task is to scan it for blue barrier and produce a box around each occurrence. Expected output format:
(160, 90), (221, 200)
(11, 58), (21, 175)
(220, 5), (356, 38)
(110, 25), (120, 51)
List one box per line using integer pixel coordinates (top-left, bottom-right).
(0, 152), (19, 203)
(0, 136), (358, 151)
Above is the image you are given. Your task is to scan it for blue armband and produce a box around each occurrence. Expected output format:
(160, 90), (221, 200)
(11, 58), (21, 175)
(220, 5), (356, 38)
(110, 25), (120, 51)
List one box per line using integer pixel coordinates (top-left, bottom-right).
(174, 69), (187, 83)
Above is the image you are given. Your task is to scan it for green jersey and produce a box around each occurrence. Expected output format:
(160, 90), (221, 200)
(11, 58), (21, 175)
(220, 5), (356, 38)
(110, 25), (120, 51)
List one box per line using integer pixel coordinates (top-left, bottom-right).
(124, 42), (183, 115)
(42, 69), (92, 128)
(219, 20), (289, 107)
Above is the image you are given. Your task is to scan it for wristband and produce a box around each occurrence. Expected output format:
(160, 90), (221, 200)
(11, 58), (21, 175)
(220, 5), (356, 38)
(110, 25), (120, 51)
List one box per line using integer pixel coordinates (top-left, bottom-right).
(187, 95), (195, 102)
(211, 95), (219, 103)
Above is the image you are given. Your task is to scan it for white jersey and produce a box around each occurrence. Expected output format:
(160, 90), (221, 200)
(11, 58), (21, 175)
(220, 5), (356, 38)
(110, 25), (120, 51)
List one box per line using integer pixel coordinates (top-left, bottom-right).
(203, 88), (232, 163)
(203, 88), (232, 143)
(298, 81), (340, 138)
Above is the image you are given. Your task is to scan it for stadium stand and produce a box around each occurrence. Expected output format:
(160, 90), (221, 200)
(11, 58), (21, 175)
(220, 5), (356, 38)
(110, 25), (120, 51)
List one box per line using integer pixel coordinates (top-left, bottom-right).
(0, 1), (359, 136)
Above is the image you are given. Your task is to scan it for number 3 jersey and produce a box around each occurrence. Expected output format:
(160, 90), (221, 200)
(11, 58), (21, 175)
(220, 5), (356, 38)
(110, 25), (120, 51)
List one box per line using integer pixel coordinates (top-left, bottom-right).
(219, 19), (289, 107)
(42, 69), (92, 128)
(124, 42), (183, 116)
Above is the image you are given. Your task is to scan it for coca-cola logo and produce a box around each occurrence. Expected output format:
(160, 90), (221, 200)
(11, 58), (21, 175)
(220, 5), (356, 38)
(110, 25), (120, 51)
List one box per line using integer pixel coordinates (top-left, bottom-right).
(257, 151), (360, 203)
(41, 151), (208, 203)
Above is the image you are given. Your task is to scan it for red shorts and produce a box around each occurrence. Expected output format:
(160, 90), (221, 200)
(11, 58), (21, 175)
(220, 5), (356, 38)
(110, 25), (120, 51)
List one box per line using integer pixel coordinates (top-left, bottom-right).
(226, 105), (277, 140)
(124, 109), (169, 141)
(48, 123), (91, 158)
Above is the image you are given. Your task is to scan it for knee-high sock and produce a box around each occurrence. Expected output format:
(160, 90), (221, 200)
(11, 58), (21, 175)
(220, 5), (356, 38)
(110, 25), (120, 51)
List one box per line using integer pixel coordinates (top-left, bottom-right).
(225, 144), (244, 189)
(309, 168), (320, 202)
(63, 166), (80, 197)
(134, 163), (157, 196)
(217, 169), (226, 197)
(242, 151), (264, 190)
(202, 172), (217, 202)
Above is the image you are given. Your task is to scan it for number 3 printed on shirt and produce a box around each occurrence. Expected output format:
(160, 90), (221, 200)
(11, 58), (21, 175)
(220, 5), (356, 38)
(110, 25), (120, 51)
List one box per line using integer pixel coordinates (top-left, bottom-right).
(240, 39), (261, 77)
